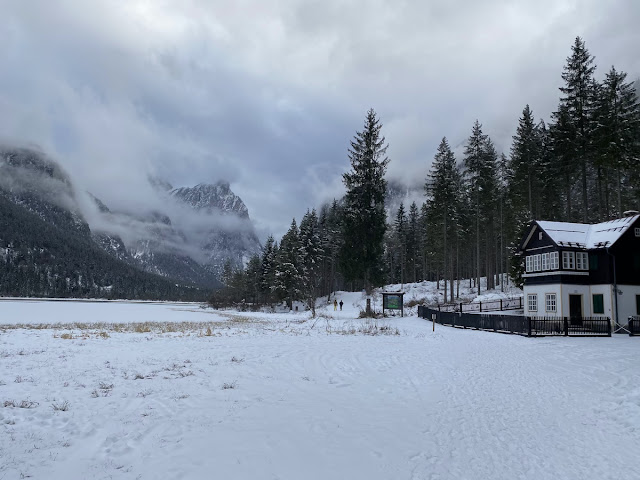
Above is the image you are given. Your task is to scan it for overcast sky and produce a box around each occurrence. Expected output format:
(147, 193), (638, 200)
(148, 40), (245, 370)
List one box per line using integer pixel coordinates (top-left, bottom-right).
(1, 0), (639, 240)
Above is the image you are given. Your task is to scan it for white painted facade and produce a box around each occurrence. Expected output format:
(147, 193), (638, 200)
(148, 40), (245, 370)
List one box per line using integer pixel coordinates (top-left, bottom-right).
(524, 283), (640, 326)
(616, 285), (640, 323)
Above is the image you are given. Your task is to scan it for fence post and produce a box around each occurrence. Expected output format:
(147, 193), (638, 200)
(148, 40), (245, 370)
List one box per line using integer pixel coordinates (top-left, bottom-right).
(564, 317), (569, 336)
(479, 301), (482, 313)
(460, 302), (463, 313)
(607, 317), (612, 337)
(520, 297), (522, 309)
(500, 299), (503, 311)
(527, 317), (532, 337)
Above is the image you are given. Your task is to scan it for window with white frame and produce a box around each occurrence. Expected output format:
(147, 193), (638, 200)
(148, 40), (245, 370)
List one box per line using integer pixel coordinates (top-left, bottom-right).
(550, 251), (559, 270)
(576, 252), (589, 270)
(541, 253), (549, 270)
(528, 294), (538, 312)
(545, 293), (557, 312)
(562, 251), (575, 270)
(533, 254), (541, 271)
(526, 255), (533, 273)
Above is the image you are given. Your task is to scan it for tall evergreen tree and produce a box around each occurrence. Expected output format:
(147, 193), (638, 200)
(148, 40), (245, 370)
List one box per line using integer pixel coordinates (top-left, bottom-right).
(463, 121), (488, 295)
(340, 108), (390, 293)
(260, 235), (277, 304)
(274, 219), (301, 309)
(426, 137), (461, 302)
(553, 36), (598, 222)
(595, 66), (640, 216)
(509, 105), (541, 219)
(299, 209), (323, 316)
(406, 201), (420, 283)
(393, 202), (407, 285)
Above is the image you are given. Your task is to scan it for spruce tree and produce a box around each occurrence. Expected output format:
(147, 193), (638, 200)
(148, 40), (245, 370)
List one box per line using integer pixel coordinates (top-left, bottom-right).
(463, 121), (488, 295)
(509, 105), (541, 219)
(595, 66), (640, 216)
(340, 109), (389, 293)
(274, 219), (301, 309)
(299, 209), (323, 316)
(406, 202), (420, 283)
(553, 36), (598, 222)
(393, 202), (407, 285)
(427, 137), (461, 302)
(260, 236), (277, 304)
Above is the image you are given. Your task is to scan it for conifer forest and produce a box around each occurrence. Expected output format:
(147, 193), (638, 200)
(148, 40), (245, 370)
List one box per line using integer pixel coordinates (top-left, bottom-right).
(212, 37), (640, 308)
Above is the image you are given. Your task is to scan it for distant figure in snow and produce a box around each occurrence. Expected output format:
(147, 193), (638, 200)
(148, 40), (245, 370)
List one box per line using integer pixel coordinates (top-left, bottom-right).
(339, 300), (343, 311)
(334, 299), (338, 311)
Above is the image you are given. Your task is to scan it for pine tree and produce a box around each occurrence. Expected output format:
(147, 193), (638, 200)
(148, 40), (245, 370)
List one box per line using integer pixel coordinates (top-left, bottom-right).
(299, 209), (323, 316)
(509, 105), (541, 219)
(426, 137), (461, 302)
(340, 109), (390, 293)
(595, 66), (640, 216)
(274, 219), (301, 309)
(463, 121), (489, 295)
(393, 202), (407, 285)
(553, 36), (598, 222)
(406, 202), (420, 283)
(260, 236), (277, 304)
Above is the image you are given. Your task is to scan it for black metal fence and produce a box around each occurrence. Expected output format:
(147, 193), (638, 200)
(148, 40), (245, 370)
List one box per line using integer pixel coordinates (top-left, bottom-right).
(630, 316), (640, 336)
(435, 296), (523, 313)
(417, 306), (612, 337)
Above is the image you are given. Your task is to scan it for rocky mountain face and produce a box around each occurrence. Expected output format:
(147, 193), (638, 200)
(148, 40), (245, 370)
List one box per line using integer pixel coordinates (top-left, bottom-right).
(170, 183), (261, 277)
(0, 146), (261, 298)
(0, 148), (207, 300)
(172, 182), (250, 218)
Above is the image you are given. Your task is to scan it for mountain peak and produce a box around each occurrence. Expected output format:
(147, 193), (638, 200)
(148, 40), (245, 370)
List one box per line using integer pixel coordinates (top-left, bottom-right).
(171, 182), (249, 218)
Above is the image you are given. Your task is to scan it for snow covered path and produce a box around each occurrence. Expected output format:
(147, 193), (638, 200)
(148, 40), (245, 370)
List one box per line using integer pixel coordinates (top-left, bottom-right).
(1, 300), (639, 479)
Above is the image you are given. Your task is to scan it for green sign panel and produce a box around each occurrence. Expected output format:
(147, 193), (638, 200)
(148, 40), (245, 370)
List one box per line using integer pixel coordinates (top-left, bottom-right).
(383, 294), (402, 310)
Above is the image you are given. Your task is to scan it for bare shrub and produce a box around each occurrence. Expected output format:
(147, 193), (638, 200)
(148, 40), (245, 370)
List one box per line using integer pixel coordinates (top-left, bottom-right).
(177, 370), (194, 378)
(4, 399), (39, 408)
(137, 389), (153, 398)
(231, 356), (244, 364)
(51, 400), (70, 411)
(222, 382), (237, 390)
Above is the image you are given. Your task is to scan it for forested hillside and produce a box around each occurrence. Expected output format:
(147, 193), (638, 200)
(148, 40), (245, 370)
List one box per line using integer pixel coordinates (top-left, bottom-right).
(0, 193), (206, 300)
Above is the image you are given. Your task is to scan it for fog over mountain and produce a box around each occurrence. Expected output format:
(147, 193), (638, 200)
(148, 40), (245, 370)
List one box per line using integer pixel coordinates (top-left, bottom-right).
(1, 1), (639, 238)
(0, 146), (260, 289)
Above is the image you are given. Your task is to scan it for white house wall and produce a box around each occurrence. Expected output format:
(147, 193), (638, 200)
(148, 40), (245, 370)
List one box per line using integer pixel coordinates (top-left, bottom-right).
(524, 284), (563, 316)
(524, 283), (618, 321)
(616, 285), (640, 324)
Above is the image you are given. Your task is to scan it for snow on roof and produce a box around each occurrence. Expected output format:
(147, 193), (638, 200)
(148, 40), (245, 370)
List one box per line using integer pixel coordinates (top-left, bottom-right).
(536, 215), (639, 249)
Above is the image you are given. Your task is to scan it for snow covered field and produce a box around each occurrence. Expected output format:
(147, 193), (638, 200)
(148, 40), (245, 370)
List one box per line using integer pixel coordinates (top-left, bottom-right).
(1, 296), (640, 480)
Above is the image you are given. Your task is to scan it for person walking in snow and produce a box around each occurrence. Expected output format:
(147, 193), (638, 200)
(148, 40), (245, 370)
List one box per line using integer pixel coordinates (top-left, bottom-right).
(333, 299), (338, 311)
(339, 300), (343, 311)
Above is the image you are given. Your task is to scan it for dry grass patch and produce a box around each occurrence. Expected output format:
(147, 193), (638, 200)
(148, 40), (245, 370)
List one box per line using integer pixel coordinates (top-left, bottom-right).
(3, 399), (39, 409)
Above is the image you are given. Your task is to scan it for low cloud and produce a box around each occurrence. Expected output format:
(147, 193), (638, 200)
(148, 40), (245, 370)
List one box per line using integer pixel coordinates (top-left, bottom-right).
(1, 0), (638, 239)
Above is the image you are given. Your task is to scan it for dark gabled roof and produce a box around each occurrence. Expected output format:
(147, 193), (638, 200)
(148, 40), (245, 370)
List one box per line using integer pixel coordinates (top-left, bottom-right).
(521, 215), (639, 251)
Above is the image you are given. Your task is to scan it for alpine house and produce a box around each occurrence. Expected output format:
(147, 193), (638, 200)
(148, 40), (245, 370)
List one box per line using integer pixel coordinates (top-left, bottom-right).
(518, 213), (640, 328)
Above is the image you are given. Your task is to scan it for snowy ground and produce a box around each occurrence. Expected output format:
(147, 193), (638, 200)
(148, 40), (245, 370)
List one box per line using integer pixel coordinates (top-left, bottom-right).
(1, 295), (639, 480)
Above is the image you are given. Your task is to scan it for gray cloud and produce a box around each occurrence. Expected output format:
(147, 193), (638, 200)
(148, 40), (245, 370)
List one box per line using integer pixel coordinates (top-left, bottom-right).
(1, 0), (638, 239)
